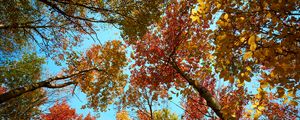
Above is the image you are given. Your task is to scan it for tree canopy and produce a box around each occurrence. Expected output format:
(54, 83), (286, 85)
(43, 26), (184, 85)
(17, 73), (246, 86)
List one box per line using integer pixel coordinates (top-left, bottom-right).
(0, 0), (299, 120)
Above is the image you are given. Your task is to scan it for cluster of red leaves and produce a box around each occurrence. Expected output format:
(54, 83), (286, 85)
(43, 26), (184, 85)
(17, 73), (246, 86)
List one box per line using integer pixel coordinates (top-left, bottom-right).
(218, 87), (249, 119)
(137, 110), (150, 120)
(129, 0), (212, 95)
(257, 93), (298, 119)
(41, 100), (96, 120)
(0, 87), (6, 94)
(263, 102), (298, 119)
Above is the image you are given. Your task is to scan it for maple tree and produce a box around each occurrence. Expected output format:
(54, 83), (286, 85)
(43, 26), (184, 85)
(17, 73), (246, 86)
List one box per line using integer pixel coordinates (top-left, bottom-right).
(0, 40), (127, 113)
(41, 99), (96, 120)
(0, 0), (299, 119)
(0, 0), (163, 119)
(127, 0), (299, 119)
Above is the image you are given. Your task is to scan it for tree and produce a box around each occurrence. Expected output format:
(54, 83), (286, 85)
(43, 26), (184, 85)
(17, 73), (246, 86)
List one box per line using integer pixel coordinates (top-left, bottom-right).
(192, 0), (299, 119)
(127, 0), (299, 119)
(0, 0), (165, 118)
(120, 83), (170, 120)
(0, 0), (164, 58)
(0, 53), (47, 119)
(41, 99), (96, 120)
(41, 100), (79, 120)
(0, 40), (127, 112)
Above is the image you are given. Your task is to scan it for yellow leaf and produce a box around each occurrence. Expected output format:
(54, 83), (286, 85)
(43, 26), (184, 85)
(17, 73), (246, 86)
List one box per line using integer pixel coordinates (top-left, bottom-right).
(240, 37), (246, 42)
(246, 66), (252, 71)
(250, 43), (257, 51)
(260, 82), (268, 88)
(216, 3), (221, 9)
(283, 98), (289, 104)
(243, 51), (253, 60)
(254, 110), (262, 119)
(191, 15), (198, 22)
(248, 35), (257, 51)
(224, 13), (229, 20)
(258, 106), (265, 111)
(247, 110), (253, 113)
(237, 82), (244, 87)
(289, 101), (298, 106)
(192, 9), (198, 14)
(256, 93), (262, 99)
(288, 91), (295, 97)
(266, 12), (272, 19)
(239, 17), (245, 21)
(248, 35), (256, 44)
(197, 0), (203, 3)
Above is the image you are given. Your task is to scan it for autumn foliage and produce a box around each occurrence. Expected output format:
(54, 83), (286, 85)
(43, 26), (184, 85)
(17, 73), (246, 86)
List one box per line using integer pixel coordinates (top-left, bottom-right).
(41, 100), (95, 120)
(0, 0), (299, 119)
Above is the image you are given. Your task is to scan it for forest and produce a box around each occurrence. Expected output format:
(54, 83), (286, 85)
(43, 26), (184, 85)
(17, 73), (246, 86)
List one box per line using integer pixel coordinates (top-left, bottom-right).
(0, 0), (299, 120)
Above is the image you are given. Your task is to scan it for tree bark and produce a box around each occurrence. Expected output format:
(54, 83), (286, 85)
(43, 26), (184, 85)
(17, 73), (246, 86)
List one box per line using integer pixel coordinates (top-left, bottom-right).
(0, 80), (74, 104)
(170, 61), (234, 120)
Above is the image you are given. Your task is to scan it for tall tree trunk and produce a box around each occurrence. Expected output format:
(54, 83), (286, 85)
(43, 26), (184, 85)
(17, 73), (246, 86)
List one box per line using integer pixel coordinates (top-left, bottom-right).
(170, 61), (234, 120)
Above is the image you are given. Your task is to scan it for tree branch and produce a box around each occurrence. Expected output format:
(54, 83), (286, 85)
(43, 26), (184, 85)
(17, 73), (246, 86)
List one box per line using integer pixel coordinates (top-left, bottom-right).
(0, 68), (99, 104)
(38, 0), (115, 23)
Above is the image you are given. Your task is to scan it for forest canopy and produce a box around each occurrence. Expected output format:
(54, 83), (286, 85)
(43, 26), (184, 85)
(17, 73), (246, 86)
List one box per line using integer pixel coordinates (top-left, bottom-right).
(0, 0), (299, 120)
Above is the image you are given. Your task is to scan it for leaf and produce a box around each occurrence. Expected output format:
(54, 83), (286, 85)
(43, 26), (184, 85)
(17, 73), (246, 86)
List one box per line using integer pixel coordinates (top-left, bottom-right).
(246, 66), (252, 71)
(257, 106), (265, 111)
(277, 87), (285, 98)
(260, 82), (268, 88)
(224, 13), (229, 20)
(229, 76), (234, 84)
(243, 51), (253, 60)
(289, 100), (298, 106)
(240, 37), (246, 42)
(288, 91), (295, 97)
(254, 110), (262, 119)
(248, 35), (257, 51)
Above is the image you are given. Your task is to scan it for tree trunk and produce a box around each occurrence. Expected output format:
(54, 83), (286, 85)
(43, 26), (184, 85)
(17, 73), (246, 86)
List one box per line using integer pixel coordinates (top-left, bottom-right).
(171, 61), (234, 120)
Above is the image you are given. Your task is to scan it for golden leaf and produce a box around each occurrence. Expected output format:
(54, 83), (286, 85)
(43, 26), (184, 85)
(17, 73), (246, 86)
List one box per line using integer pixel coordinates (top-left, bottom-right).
(289, 101), (298, 106)
(254, 110), (262, 119)
(257, 106), (265, 111)
(240, 37), (246, 42)
(288, 90), (295, 97)
(248, 35), (257, 51)
(224, 13), (229, 20)
(246, 66), (252, 71)
(243, 51), (252, 60)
